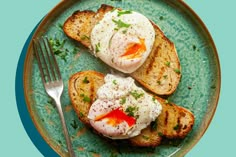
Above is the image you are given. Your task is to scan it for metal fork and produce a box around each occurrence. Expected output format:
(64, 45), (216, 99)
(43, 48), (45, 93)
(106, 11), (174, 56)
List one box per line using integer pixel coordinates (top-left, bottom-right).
(33, 37), (76, 157)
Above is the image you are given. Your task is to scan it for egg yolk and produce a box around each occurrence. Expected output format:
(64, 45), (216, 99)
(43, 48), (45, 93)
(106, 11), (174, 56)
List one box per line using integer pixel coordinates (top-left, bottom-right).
(120, 38), (146, 59)
(95, 108), (136, 127)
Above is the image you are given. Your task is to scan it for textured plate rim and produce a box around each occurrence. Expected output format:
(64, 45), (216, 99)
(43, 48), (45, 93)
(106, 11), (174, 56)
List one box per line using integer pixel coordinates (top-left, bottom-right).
(22, 0), (221, 156)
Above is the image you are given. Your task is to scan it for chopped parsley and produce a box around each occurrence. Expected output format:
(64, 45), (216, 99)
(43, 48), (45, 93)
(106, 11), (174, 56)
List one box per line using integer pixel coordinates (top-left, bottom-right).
(49, 37), (69, 62)
(158, 132), (163, 137)
(157, 80), (161, 85)
(80, 94), (91, 103)
(142, 135), (149, 140)
(125, 106), (137, 117)
(174, 68), (181, 74)
(159, 16), (164, 21)
(70, 120), (79, 129)
(83, 76), (89, 84)
(173, 124), (180, 131)
(117, 10), (132, 16)
(164, 99), (169, 104)
(112, 79), (117, 85)
(81, 35), (90, 40)
(130, 90), (144, 100)
(165, 61), (170, 67)
(122, 29), (128, 34)
(112, 19), (131, 30)
(79, 112), (84, 117)
(95, 42), (101, 53)
(152, 97), (157, 103)
(163, 75), (168, 79)
(120, 97), (126, 105)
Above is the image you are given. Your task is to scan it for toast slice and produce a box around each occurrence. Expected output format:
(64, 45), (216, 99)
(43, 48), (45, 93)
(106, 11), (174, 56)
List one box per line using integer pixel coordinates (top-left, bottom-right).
(63, 4), (181, 95)
(68, 70), (194, 147)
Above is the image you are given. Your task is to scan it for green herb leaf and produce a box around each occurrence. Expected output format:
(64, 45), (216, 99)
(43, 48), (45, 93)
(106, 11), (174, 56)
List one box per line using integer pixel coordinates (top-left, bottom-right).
(117, 10), (132, 16)
(165, 61), (170, 67)
(158, 132), (163, 137)
(174, 68), (181, 74)
(83, 96), (91, 103)
(83, 76), (89, 84)
(173, 124), (180, 130)
(95, 42), (101, 53)
(49, 37), (69, 62)
(81, 35), (90, 40)
(120, 97), (126, 105)
(130, 90), (144, 100)
(142, 135), (149, 140)
(79, 112), (84, 117)
(125, 106), (137, 117)
(112, 79), (117, 85)
(70, 120), (78, 129)
(112, 19), (131, 30)
(80, 94), (91, 103)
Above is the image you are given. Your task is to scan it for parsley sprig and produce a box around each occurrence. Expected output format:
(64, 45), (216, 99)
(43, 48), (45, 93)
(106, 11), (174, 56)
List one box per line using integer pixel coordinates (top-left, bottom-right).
(130, 90), (144, 100)
(117, 10), (132, 16)
(112, 19), (131, 30)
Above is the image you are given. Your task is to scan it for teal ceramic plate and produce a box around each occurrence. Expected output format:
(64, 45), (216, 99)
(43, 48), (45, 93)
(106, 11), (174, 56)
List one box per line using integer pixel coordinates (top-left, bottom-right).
(23, 0), (220, 156)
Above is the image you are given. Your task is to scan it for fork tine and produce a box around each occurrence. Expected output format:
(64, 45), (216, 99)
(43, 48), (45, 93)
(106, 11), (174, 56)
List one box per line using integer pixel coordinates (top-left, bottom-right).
(33, 38), (49, 83)
(42, 37), (57, 81)
(45, 37), (62, 80)
(33, 37), (62, 83)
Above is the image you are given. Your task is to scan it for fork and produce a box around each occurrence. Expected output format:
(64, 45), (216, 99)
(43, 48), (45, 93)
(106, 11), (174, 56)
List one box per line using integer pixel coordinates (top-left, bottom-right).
(33, 37), (76, 157)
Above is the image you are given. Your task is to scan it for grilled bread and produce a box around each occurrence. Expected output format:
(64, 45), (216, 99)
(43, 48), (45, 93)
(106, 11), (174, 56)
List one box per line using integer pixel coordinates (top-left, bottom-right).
(63, 4), (181, 95)
(68, 70), (194, 147)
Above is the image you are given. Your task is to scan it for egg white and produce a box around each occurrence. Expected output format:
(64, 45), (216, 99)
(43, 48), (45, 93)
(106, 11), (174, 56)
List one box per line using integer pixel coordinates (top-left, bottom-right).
(90, 9), (155, 73)
(87, 74), (162, 139)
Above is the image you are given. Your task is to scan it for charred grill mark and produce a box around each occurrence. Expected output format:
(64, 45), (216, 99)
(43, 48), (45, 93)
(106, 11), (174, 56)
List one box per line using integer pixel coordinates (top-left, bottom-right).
(74, 78), (79, 95)
(164, 111), (169, 126)
(176, 115), (182, 133)
(157, 67), (165, 80)
(146, 46), (160, 75)
(90, 77), (95, 104)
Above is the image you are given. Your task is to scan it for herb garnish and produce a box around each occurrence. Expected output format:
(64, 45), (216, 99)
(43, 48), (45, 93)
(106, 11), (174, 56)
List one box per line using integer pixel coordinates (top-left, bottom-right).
(95, 42), (101, 53)
(117, 10), (132, 16)
(165, 61), (170, 67)
(49, 37), (69, 62)
(120, 97), (126, 105)
(142, 135), (149, 140)
(80, 94), (91, 103)
(174, 68), (181, 74)
(112, 79), (117, 85)
(130, 90), (144, 100)
(125, 106), (137, 117)
(81, 35), (90, 40)
(173, 124), (180, 130)
(152, 97), (157, 103)
(83, 76), (89, 84)
(70, 119), (79, 129)
(112, 19), (131, 30)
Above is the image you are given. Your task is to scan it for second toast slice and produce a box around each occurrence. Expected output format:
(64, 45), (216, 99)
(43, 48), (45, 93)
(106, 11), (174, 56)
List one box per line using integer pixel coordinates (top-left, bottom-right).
(68, 70), (194, 147)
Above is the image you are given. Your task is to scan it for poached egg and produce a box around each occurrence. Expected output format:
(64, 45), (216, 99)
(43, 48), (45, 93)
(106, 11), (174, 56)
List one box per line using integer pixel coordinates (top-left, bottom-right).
(87, 74), (162, 139)
(90, 9), (155, 73)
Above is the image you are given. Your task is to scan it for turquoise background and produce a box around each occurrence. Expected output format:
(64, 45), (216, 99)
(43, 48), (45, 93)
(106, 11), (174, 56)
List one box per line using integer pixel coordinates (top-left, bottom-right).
(0, 0), (235, 156)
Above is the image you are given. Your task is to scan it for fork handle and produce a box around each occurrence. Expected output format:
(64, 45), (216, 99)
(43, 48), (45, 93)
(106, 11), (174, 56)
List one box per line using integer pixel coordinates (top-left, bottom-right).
(55, 99), (76, 157)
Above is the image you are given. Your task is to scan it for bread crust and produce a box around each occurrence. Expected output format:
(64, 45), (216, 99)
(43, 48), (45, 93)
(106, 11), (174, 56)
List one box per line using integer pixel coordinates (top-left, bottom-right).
(63, 4), (181, 95)
(68, 70), (194, 147)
